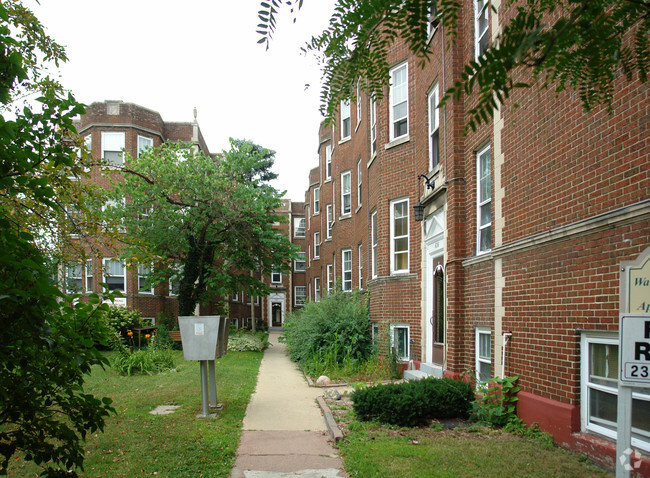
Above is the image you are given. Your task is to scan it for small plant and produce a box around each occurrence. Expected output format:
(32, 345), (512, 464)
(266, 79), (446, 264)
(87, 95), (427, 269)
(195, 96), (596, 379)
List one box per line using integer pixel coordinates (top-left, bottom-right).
(111, 331), (175, 376)
(471, 375), (521, 427)
(228, 330), (269, 352)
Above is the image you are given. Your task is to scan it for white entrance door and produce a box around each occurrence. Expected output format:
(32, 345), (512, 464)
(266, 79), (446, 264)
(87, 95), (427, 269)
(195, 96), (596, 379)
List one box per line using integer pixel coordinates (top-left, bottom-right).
(268, 292), (286, 329)
(424, 209), (445, 365)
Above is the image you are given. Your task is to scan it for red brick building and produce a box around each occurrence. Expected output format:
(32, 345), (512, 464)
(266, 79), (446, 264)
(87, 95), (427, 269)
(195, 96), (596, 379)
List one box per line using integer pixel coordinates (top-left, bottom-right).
(299, 2), (649, 472)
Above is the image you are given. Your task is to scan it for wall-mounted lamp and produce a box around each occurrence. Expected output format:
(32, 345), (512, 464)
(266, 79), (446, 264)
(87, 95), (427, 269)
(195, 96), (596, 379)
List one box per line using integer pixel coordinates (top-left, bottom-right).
(413, 174), (435, 222)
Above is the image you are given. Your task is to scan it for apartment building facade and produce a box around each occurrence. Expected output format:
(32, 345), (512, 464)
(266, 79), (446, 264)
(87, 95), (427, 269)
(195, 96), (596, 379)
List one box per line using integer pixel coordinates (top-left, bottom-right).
(300, 2), (649, 471)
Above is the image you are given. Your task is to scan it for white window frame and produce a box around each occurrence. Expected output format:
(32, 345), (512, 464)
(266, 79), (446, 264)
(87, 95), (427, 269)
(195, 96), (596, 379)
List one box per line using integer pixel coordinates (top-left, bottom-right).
(314, 232), (321, 259)
(358, 243), (363, 289)
(371, 211), (378, 279)
(428, 83), (440, 170)
(390, 324), (410, 361)
(342, 248), (352, 292)
(369, 95), (377, 156)
(357, 159), (362, 208)
(138, 263), (154, 294)
(271, 268), (282, 284)
(232, 292), (239, 302)
(137, 135), (153, 158)
(475, 0), (490, 61)
(477, 145), (492, 254)
(325, 144), (332, 180)
(314, 277), (321, 302)
(85, 258), (93, 292)
(313, 187), (320, 214)
(475, 327), (491, 385)
(341, 100), (351, 140)
(326, 204), (333, 239)
(389, 62), (409, 141)
(356, 81), (362, 127)
(81, 135), (92, 171)
(293, 217), (306, 238)
(341, 171), (352, 216)
(371, 322), (379, 346)
(390, 198), (409, 274)
(427, 4), (441, 36)
(64, 263), (83, 294)
(327, 264), (334, 294)
(294, 252), (307, 272)
(294, 286), (306, 306)
(168, 264), (182, 297)
(102, 257), (126, 293)
(101, 131), (125, 167)
(580, 332), (650, 451)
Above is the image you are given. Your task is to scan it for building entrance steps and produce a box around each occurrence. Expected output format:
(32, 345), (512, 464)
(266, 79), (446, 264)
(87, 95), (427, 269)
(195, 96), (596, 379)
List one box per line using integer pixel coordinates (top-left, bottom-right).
(230, 332), (348, 478)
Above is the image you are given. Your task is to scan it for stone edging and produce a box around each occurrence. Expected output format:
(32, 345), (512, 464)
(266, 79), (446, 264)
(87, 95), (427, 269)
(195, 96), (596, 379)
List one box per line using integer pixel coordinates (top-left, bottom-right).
(317, 396), (344, 443)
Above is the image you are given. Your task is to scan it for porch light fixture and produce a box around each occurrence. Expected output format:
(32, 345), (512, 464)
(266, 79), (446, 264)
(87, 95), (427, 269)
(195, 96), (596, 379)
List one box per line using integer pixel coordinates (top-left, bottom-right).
(413, 174), (435, 222)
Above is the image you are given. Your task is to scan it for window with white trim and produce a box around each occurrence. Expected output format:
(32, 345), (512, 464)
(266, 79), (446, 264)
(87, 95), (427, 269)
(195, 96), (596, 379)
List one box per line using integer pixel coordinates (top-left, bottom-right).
(371, 322), (379, 346)
(341, 171), (351, 215)
(169, 264), (182, 296)
(314, 232), (321, 259)
(137, 135), (153, 158)
(327, 264), (334, 294)
(85, 259), (93, 292)
(326, 204), (333, 239)
(101, 132), (125, 167)
(581, 332), (650, 451)
(64, 263), (83, 293)
(232, 292), (239, 302)
(390, 198), (409, 274)
(477, 145), (492, 254)
(81, 135), (92, 171)
(371, 211), (378, 278)
(341, 100), (351, 140)
(356, 81), (362, 127)
(427, 4), (440, 36)
(271, 268), (282, 284)
(342, 249), (352, 292)
(294, 217), (305, 238)
(294, 252), (306, 272)
(389, 63), (408, 141)
(138, 263), (154, 294)
(357, 159), (362, 208)
(475, 327), (491, 384)
(314, 187), (320, 214)
(475, 0), (490, 61)
(428, 83), (440, 170)
(325, 144), (332, 180)
(103, 258), (126, 293)
(358, 243), (363, 289)
(294, 286), (306, 306)
(370, 95), (377, 156)
(391, 324), (410, 361)
(314, 277), (321, 302)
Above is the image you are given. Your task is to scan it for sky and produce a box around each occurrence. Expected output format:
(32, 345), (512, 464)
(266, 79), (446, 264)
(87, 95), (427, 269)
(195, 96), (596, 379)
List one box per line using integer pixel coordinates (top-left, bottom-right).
(30, 0), (335, 202)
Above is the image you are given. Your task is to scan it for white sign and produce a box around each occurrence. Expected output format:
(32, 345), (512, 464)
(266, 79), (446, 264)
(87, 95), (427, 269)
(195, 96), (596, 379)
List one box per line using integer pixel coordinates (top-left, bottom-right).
(194, 323), (205, 336)
(619, 314), (650, 385)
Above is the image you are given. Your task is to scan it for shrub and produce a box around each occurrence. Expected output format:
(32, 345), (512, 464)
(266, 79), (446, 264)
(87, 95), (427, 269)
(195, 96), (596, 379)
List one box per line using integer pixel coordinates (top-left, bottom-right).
(102, 305), (145, 340)
(351, 377), (475, 427)
(228, 331), (269, 352)
(283, 288), (373, 367)
(111, 331), (175, 376)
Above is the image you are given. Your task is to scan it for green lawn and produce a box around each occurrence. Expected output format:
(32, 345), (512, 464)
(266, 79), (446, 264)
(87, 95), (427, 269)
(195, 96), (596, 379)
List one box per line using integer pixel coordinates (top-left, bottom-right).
(7, 350), (262, 477)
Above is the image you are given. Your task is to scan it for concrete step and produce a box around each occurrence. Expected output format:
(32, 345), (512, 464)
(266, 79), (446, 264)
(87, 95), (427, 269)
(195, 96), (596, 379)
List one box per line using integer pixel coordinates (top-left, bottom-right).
(403, 369), (429, 381)
(420, 363), (443, 377)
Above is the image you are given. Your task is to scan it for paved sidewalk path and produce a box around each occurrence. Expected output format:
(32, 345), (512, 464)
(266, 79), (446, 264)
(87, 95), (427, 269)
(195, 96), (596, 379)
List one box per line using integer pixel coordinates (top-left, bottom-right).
(230, 332), (347, 478)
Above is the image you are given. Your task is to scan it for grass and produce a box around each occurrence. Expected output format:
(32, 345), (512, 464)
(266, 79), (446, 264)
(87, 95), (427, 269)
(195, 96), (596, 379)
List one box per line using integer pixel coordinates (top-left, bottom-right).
(302, 353), (400, 383)
(330, 397), (613, 478)
(7, 350), (262, 477)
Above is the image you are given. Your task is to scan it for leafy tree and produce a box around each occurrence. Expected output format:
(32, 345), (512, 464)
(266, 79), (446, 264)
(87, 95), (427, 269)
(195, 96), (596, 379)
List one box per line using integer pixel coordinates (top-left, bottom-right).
(0, 1), (114, 475)
(106, 139), (298, 317)
(257, 0), (649, 130)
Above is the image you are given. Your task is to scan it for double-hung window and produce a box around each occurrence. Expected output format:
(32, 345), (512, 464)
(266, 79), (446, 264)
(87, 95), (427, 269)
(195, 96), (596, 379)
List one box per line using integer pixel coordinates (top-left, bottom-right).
(314, 277), (321, 302)
(325, 144), (332, 180)
(357, 159), (362, 208)
(476, 328), (491, 384)
(137, 135), (153, 158)
(341, 171), (351, 215)
(358, 244), (363, 289)
(65, 263), (83, 293)
(369, 95), (377, 156)
(138, 263), (154, 294)
(341, 100), (351, 140)
(103, 258), (126, 292)
(294, 252), (306, 272)
(314, 232), (321, 259)
(85, 259), (93, 292)
(313, 188), (320, 214)
(427, 4), (440, 36)
(371, 211), (378, 278)
(390, 198), (409, 274)
(477, 145), (492, 254)
(169, 264), (182, 296)
(294, 217), (305, 238)
(271, 268), (282, 284)
(294, 286), (306, 306)
(101, 132), (125, 167)
(475, 0), (490, 60)
(342, 249), (352, 292)
(326, 204), (333, 239)
(356, 81), (362, 127)
(327, 264), (334, 294)
(428, 83), (440, 170)
(581, 332), (650, 451)
(389, 63), (408, 141)
(391, 324), (410, 361)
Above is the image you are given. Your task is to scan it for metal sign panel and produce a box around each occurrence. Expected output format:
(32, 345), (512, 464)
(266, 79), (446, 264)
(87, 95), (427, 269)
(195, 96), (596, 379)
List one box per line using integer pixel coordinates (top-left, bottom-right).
(619, 314), (650, 385)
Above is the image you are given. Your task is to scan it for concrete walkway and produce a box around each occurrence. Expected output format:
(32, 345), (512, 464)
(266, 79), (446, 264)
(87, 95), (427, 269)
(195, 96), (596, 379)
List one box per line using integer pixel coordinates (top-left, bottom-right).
(230, 332), (348, 478)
